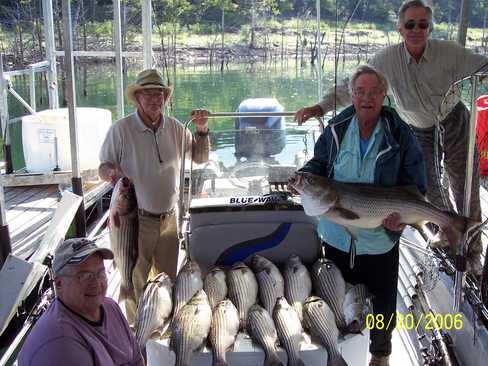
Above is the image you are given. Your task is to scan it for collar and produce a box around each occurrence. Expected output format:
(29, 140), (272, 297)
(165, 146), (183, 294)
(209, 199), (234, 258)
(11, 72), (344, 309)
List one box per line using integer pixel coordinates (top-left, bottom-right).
(351, 115), (383, 142)
(134, 111), (165, 132)
(403, 39), (431, 64)
(57, 298), (105, 327)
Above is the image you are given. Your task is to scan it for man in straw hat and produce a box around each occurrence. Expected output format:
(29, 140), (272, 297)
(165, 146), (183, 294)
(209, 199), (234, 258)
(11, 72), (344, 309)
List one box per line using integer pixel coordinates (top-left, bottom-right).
(18, 238), (144, 366)
(98, 68), (209, 322)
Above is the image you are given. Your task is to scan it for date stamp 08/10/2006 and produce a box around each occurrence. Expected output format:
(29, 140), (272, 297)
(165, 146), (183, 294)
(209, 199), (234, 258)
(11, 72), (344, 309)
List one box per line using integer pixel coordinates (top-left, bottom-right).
(365, 312), (464, 331)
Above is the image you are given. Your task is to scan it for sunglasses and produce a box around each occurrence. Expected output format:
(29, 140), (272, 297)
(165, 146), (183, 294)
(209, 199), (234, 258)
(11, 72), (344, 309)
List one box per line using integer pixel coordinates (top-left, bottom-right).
(404, 20), (430, 30)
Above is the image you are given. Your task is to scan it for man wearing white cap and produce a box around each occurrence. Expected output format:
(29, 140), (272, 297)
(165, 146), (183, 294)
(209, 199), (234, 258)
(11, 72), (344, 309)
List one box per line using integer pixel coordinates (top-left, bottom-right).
(98, 69), (209, 321)
(18, 238), (143, 366)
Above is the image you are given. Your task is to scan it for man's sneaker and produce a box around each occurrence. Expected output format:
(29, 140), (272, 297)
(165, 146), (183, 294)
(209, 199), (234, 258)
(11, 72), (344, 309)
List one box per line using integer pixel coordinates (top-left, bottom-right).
(369, 355), (389, 366)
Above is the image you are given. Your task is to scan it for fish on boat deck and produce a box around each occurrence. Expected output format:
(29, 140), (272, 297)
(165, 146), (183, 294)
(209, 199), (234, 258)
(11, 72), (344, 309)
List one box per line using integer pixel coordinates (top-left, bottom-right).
(288, 171), (480, 252)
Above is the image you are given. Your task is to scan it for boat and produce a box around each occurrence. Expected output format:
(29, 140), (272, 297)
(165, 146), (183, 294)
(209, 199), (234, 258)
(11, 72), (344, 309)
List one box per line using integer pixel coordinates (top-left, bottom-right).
(1, 0), (488, 364)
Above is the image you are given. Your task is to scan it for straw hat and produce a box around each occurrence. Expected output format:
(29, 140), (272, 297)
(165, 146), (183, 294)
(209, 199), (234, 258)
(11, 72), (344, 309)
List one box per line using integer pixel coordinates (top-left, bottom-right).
(126, 69), (173, 105)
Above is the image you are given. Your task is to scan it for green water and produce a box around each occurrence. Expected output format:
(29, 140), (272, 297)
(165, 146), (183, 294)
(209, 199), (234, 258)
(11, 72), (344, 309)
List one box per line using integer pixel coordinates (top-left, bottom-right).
(5, 61), (354, 170)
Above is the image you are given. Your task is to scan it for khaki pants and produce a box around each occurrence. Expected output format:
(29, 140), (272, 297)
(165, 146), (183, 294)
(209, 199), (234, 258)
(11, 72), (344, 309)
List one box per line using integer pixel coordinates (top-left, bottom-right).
(125, 211), (179, 323)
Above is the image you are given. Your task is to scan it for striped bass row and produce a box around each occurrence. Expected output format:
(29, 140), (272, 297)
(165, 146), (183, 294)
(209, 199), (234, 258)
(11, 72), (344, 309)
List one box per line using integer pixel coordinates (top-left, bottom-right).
(130, 254), (369, 365)
(289, 171), (479, 251)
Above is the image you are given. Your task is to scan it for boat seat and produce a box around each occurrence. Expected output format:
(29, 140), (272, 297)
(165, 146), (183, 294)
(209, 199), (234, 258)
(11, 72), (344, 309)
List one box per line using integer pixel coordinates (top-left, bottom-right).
(187, 208), (320, 274)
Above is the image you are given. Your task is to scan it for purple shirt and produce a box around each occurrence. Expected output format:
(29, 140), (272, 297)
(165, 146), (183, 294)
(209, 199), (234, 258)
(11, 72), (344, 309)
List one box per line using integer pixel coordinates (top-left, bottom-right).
(18, 298), (143, 366)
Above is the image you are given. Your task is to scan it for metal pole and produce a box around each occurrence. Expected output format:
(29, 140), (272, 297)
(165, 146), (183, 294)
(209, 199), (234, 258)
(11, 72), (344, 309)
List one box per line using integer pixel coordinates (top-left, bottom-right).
(29, 67), (36, 112)
(316, 0), (322, 100)
(453, 74), (478, 311)
(0, 53), (13, 174)
(62, 0), (86, 237)
(220, 0), (225, 71)
(113, 0), (124, 119)
(42, 0), (59, 109)
(457, 0), (470, 46)
(142, 0), (153, 69)
(0, 183), (11, 269)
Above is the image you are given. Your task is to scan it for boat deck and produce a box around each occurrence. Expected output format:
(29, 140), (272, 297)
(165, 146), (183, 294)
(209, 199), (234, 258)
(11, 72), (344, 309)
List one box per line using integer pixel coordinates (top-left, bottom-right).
(3, 179), (111, 259)
(3, 177), (488, 365)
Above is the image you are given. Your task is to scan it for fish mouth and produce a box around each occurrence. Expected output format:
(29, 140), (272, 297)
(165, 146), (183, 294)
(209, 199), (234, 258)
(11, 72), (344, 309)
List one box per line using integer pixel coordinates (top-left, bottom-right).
(288, 171), (304, 188)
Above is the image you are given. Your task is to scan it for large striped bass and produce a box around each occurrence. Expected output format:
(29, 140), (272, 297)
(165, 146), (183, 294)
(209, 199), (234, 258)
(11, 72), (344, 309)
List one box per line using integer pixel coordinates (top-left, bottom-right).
(209, 299), (240, 366)
(303, 296), (348, 366)
(227, 262), (258, 329)
(170, 289), (212, 366)
(134, 272), (173, 350)
(173, 260), (203, 319)
(250, 255), (284, 315)
(109, 177), (138, 304)
(289, 171), (478, 250)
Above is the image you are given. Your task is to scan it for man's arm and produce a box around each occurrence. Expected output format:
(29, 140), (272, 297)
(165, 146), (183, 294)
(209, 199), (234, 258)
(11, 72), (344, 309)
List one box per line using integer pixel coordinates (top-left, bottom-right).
(190, 109), (210, 164)
(20, 337), (94, 366)
(99, 124), (124, 185)
(295, 79), (351, 124)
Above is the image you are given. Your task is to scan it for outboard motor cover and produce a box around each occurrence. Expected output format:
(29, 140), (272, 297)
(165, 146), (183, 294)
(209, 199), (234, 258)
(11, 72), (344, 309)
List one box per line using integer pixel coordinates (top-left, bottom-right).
(235, 98), (286, 159)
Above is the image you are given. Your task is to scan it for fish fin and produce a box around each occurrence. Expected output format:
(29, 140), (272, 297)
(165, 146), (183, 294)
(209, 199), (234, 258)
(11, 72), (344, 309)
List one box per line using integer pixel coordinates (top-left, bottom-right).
(334, 208), (360, 220)
(112, 212), (121, 228)
(399, 185), (425, 200)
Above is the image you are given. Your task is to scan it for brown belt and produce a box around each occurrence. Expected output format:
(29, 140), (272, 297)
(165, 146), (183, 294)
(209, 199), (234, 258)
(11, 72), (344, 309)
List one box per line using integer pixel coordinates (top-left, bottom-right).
(138, 208), (174, 219)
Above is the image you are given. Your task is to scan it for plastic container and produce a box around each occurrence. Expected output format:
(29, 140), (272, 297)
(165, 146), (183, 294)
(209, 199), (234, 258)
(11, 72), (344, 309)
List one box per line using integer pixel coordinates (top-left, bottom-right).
(22, 108), (112, 173)
(476, 95), (488, 176)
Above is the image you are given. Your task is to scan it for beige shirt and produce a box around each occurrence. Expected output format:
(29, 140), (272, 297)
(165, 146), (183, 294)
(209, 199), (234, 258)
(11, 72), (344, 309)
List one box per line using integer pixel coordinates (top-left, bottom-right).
(99, 112), (192, 213)
(319, 39), (487, 129)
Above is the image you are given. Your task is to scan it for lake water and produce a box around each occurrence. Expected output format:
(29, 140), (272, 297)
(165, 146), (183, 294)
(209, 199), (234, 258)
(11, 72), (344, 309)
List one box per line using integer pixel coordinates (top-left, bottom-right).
(5, 60), (355, 169)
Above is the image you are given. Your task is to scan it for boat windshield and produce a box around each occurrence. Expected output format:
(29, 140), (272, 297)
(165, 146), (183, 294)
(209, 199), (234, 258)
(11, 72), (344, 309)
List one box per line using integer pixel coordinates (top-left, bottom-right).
(189, 122), (320, 203)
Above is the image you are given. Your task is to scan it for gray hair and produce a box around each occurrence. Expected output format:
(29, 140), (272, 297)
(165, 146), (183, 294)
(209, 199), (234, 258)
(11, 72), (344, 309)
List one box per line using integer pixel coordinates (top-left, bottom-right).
(349, 65), (388, 94)
(397, 0), (434, 27)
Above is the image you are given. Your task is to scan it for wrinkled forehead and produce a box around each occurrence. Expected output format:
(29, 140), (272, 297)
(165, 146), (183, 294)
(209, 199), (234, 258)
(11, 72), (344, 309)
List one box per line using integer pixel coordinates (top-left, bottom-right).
(401, 6), (432, 22)
(352, 73), (382, 90)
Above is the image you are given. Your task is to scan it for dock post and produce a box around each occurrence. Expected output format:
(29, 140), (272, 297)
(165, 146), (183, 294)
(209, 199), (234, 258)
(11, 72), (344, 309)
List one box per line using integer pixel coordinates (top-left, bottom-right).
(0, 184), (11, 268)
(0, 53), (13, 174)
(72, 177), (86, 237)
(62, 0), (86, 237)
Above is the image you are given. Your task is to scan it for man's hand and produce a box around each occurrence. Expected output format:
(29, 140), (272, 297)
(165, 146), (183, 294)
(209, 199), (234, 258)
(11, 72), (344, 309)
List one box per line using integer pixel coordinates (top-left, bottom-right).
(294, 104), (324, 125)
(99, 162), (123, 186)
(382, 212), (406, 232)
(191, 109), (210, 133)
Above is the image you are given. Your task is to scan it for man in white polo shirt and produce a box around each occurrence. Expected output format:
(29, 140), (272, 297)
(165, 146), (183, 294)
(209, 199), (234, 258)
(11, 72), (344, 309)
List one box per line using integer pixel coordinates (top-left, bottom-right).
(98, 69), (209, 321)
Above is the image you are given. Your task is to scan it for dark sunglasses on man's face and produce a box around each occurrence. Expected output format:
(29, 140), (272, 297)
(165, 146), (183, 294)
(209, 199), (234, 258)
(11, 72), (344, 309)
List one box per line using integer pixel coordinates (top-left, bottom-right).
(404, 20), (430, 30)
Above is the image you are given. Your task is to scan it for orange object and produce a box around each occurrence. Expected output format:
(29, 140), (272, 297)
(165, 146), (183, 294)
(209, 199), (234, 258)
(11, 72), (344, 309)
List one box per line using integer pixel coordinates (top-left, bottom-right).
(476, 95), (488, 176)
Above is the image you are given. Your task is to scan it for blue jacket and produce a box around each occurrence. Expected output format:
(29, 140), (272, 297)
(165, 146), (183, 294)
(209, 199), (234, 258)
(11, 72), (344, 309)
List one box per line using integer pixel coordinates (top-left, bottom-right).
(301, 105), (427, 242)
